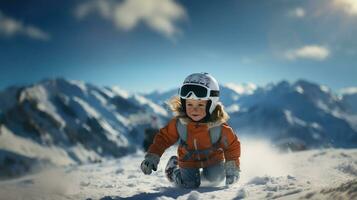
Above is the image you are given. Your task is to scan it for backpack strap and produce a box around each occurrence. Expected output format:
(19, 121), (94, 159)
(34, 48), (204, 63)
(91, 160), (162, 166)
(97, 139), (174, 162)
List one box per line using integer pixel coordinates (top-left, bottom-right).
(176, 119), (223, 162)
(209, 125), (221, 145)
(176, 119), (222, 145)
(176, 119), (188, 143)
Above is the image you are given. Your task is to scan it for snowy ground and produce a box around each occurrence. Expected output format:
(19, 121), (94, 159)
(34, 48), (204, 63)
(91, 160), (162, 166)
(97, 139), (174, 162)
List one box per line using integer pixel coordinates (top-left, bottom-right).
(0, 139), (356, 200)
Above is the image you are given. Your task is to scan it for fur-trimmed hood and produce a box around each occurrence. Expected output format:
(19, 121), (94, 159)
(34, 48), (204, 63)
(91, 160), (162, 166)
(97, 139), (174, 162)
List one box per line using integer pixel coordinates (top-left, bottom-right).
(167, 96), (230, 128)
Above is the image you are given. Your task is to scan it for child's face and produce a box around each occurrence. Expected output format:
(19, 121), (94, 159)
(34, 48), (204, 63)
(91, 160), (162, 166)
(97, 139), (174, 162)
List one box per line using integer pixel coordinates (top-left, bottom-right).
(185, 99), (207, 122)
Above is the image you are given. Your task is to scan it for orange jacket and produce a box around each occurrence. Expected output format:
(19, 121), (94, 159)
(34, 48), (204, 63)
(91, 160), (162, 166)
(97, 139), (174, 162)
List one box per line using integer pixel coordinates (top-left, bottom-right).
(148, 118), (241, 169)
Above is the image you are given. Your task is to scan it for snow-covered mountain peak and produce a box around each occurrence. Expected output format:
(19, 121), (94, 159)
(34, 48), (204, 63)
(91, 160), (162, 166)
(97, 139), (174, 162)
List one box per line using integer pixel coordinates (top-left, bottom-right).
(340, 87), (357, 115)
(146, 89), (174, 96)
(0, 78), (171, 178)
(339, 87), (357, 95)
(110, 86), (131, 99)
(319, 85), (330, 93)
(293, 79), (332, 97)
(294, 85), (304, 94)
(17, 78), (91, 105)
(39, 78), (89, 96)
(292, 79), (324, 93)
(264, 80), (290, 92)
(18, 84), (49, 103)
(68, 80), (88, 93)
(224, 83), (257, 95)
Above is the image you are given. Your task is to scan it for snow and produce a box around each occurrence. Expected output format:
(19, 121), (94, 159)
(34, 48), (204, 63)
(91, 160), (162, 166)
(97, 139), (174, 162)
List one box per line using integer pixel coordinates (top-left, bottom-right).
(113, 113), (131, 127)
(69, 80), (88, 94)
(1, 139), (356, 200)
(310, 122), (322, 130)
(284, 109), (307, 126)
(100, 87), (117, 99)
(320, 85), (330, 93)
(72, 96), (101, 119)
(225, 83), (257, 95)
(66, 144), (102, 164)
(339, 87), (357, 95)
(225, 104), (240, 113)
(131, 94), (168, 117)
(111, 86), (130, 99)
(0, 126), (75, 166)
(295, 85), (304, 94)
(97, 119), (129, 147)
(0, 125), (105, 169)
(19, 85), (66, 129)
(91, 90), (108, 106)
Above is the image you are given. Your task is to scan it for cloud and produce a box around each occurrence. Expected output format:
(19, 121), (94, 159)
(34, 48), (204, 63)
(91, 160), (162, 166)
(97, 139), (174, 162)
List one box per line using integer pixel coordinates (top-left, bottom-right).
(0, 10), (50, 41)
(332, 0), (357, 15)
(284, 45), (330, 61)
(289, 7), (305, 18)
(76, 0), (187, 39)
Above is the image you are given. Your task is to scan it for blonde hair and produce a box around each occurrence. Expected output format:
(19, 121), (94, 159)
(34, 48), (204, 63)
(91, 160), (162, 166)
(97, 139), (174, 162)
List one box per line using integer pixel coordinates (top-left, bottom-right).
(166, 96), (230, 123)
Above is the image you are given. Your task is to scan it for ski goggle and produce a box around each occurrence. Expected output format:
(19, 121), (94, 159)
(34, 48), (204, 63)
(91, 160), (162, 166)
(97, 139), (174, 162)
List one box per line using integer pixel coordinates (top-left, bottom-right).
(179, 84), (219, 99)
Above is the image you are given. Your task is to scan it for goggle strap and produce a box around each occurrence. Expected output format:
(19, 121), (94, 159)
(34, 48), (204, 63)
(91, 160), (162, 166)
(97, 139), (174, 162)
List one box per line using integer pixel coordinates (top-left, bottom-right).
(210, 90), (219, 97)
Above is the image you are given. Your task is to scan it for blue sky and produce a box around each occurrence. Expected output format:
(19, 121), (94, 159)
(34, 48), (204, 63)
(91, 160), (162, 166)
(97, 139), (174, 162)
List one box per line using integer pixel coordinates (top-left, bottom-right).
(0, 0), (356, 93)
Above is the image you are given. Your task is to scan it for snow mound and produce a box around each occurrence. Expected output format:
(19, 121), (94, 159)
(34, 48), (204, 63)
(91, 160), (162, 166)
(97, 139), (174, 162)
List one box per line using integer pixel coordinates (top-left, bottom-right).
(245, 175), (305, 199)
(186, 191), (200, 200)
(303, 179), (357, 200)
(336, 162), (357, 176)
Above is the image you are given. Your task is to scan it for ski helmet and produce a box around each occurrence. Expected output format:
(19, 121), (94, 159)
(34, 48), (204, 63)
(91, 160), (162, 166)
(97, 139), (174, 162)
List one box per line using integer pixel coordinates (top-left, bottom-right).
(179, 72), (220, 114)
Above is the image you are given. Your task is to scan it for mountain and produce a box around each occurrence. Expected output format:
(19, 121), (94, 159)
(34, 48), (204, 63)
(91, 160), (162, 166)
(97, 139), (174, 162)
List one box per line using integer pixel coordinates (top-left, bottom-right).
(1, 78), (357, 179)
(146, 80), (357, 150)
(340, 87), (357, 115)
(339, 87), (357, 132)
(231, 80), (357, 149)
(0, 78), (169, 178)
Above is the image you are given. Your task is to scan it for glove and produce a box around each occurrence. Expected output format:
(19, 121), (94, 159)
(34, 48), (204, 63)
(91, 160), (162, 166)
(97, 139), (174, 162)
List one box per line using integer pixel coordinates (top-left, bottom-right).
(225, 160), (240, 185)
(140, 153), (160, 175)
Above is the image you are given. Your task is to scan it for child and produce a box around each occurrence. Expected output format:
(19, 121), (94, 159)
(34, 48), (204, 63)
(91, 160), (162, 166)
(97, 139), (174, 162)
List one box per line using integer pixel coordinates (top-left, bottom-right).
(140, 72), (241, 188)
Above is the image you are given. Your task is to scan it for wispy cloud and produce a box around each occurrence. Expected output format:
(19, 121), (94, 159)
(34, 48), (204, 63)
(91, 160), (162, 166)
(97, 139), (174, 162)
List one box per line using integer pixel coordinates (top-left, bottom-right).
(332, 0), (357, 15)
(76, 0), (187, 39)
(289, 7), (305, 18)
(0, 10), (50, 41)
(285, 45), (330, 61)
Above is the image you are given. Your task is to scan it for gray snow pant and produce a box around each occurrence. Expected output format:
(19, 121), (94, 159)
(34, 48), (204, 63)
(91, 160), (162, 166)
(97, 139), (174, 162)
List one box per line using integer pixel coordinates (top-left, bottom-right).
(172, 162), (225, 188)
